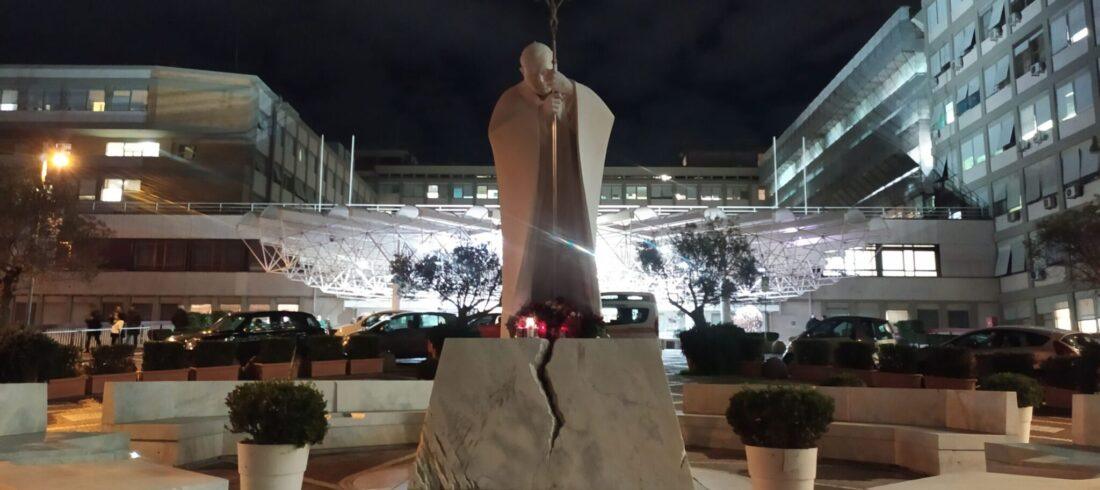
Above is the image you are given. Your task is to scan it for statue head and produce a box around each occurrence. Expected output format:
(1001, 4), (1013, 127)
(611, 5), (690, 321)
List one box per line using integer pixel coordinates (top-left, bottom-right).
(519, 42), (555, 96)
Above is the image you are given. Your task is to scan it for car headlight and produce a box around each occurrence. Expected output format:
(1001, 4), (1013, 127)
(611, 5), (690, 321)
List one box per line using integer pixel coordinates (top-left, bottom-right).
(184, 339), (199, 350)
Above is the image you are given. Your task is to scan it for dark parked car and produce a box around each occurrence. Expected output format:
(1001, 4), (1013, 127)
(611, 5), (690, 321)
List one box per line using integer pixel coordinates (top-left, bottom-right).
(166, 311), (326, 362)
(347, 312), (457, 359)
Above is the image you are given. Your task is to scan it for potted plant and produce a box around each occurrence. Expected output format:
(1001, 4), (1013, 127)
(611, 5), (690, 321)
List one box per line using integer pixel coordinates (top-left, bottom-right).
(140, 341), (190, 381)
(249, 338), (296, 380)
(920, 346), (976, 390)
(832, 341), (875, 386)
(89, 344), (137, 396)
(820, 373), (866, 387)
(872, 344), (923, 388)
(1040, 356), (1081, 409)
(345, 335), (384, 375)
(47, 344), (87, 399)
(788, 339), (833, 383)
(305, 335), (346, 378)
(976, 352), (1035, 378)
(979, 372), (1043, 443)
(191, 341), (240, 381)
(726, 386), (834, 490)
(226, 380), (328, 490)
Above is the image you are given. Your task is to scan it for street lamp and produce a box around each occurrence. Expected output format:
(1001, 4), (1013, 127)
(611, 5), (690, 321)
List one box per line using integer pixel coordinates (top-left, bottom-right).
(40, 143), (73, 182)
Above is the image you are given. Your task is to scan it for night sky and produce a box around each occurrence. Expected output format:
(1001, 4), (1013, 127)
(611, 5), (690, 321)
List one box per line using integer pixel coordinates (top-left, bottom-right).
(0, 0), (919, 164)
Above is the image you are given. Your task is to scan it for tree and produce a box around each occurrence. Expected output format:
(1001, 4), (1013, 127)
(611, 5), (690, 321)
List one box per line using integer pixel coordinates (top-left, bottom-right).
(0, 167), (110, 328)
(1033, 197), (1100, 287)
(637, 224), (759, 328)
(390, 242), (502, 327)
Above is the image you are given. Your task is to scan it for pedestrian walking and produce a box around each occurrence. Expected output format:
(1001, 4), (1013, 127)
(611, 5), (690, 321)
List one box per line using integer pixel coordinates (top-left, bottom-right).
(84, 306), (103, 352)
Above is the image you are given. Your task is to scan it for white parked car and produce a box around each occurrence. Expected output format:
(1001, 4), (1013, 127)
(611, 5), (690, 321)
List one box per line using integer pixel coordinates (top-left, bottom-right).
(601, 292), (658, 338)
(334, 310), (406, 337)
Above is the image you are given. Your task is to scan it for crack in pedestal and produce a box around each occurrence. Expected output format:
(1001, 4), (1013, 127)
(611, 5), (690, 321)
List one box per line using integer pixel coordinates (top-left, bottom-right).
(535, 339), (565, 450)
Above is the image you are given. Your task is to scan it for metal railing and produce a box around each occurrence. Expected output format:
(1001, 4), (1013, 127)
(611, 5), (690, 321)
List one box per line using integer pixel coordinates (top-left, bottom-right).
(40, 322), (175, 350)
(79, 201), (990, 220)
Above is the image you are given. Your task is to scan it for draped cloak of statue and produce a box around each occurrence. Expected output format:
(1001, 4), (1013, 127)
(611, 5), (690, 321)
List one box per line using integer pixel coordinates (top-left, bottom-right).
(489, 75), (614, 322)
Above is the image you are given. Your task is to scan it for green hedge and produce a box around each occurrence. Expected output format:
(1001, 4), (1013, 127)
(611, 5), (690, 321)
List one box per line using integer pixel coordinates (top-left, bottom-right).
(877, 344), (919, 374)
(726, 386), (834, 449)
(256, 338), (295, 363)
(0, 330), (79, 382)
(921, 346), (973, 379)
(793, 339), (832, 366)
(345, 335), (381, 359)
(192, 341), (238, 367)
(679, 324), (743, 374)
(226, 380), (327, 447)
(979, 372), (1044, 408)
(90, 344), (136, 375)
(141, 341), (188, 371)
(821, 373), (867, 387)
(976, 352), (1035, 378)
(305, 335), (344, 361)
(1039, 356), (1080, 390)
(833, 341), (875, 370)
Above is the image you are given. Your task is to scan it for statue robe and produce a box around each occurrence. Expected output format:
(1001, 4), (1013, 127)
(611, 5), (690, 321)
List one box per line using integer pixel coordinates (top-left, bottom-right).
(489, 80), (614, 323)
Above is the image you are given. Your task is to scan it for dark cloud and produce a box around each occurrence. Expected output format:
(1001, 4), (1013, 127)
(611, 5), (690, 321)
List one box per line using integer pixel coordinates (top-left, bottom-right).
(0, 0), (918, 164)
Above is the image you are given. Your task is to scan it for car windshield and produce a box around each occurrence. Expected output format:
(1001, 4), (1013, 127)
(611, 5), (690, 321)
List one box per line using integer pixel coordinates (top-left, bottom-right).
(363, 312), (395, 326)
(210, 315), (246, 332)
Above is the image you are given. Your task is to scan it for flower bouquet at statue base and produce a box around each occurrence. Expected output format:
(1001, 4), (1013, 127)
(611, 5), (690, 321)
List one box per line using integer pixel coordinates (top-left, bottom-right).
(506, 297), (605, 339)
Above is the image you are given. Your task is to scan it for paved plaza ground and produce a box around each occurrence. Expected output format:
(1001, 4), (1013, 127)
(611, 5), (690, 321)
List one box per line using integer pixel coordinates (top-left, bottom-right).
(44, 350), (1076, 488)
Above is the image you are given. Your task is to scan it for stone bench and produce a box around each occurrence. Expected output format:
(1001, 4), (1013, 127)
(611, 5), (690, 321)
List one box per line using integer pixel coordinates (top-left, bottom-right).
(678, 384), (1021, 475)
(101, 379), (431, 466)
(868, 471), (1100, 489)
(1073, 394), (1100, 448)
(0, 383), (130, 465)
(985, 442), (1100, 480)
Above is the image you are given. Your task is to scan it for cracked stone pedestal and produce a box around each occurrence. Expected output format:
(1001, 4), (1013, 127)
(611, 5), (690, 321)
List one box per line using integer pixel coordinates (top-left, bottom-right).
(412, 338), (692, 489)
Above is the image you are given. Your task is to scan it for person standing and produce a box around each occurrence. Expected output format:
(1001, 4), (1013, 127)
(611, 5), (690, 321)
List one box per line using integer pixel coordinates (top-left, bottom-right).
(170, 307), (189, 333)
(84, 306), (103, 352)
(110, 309), (124, 345)
(125, 307), (142, 345)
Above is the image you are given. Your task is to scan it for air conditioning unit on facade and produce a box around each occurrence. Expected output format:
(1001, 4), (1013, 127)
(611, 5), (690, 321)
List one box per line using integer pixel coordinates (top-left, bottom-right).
(1020, 140), (1032, 151)
(1011, 11), (1023, 26)
(987, 26), (1003, 41)
(1066, 183), (1084, 199)
(1037, 132), (1050, 143)
(1007, 209), (1022, 222)
(1030, 61), (1046, 76)
(1031, 268), (1048, 281)
(1043, 194), (1058, 209)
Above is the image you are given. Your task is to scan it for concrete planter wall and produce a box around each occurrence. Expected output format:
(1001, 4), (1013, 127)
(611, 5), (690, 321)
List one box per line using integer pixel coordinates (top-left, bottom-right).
(91, 372), (138, 396)
(1072, 394), (1100, 447)
(1042, 386), (1076, 409)
(191, 365), (239, 381)
(739, 361), (763, 378)
(348, 358), (383, 375)
(788, 365), (833, 384)
(47, 376), (87, 400)
(254, 362), (294, 380)
(237, 442), (310, 490)
(745, 445), (817, 490)
(308, 359), (347, 378)
(140, 369), (190, 382)
(923, 376), (976, 390)
(870, 372), (923, 389)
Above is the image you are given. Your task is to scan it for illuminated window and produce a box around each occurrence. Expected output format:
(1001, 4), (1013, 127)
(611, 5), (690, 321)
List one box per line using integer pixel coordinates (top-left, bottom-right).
(89, 90), (106, 112)
(700, 184), (722, 202)
(1078, 297), (1098, 333)
(674, 184), (696, 201)
(757, 187), (767, 201)
(1018, 92), (1052, 142)
(1052, 2), (1088, 54)
(880, 245), (939, 277)
(1057, 71), (1093, 122)
(625, 185), (647, 200)
(476, 185), (488, 199)
(961, 132), (987, 172)
(0, 89), (17, 111)
(487, 185), (498, 199)
(101, 179), (124, 202)
(426, 184), (439, 199)
(276, 303), (299, 312)
(105, 141), (160, 157)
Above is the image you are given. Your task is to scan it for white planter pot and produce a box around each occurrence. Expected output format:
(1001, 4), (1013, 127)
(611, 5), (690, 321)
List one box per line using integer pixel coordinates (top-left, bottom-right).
(1015, 406), (1033, 443)
(237, 442), (310, 490)
(745, 445), (817, 490)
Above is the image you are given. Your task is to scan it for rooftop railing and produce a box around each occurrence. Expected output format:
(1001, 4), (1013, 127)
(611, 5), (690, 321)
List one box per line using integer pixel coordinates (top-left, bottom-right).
(78, 201), (990, 220)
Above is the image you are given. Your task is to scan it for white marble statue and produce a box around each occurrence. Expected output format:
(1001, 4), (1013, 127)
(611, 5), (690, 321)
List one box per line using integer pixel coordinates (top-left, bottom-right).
(489, 42), (614, 322)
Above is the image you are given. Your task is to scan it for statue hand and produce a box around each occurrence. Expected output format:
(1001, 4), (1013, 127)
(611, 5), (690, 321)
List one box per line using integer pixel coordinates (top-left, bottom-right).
(541, 93), (566, 121)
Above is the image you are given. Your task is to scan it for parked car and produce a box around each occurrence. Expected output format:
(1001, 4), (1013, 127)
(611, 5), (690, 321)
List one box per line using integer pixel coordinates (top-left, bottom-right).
(334, 310), (406, 337)
(783, 316), (897, 363)
(600, 292), (658, 338)
(938, 326), (1093, 364)
(468, 313), (501, 338)
(166, 311), (326, 359)
(346, 312), (457, 359)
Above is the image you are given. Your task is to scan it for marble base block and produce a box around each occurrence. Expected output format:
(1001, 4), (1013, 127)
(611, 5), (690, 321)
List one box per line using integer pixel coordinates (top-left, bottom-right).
(412, 338), (692, 489)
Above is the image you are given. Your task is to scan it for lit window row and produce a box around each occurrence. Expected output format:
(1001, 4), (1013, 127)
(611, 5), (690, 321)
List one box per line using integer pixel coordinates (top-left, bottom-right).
(0, 87), (148, 112)
(105, 141), (160, 157)
(823, 245), (939, 278)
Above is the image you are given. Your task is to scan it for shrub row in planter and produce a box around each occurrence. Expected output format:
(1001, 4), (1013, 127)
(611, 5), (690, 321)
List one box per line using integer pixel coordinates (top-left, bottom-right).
(678, 324), (770, 376)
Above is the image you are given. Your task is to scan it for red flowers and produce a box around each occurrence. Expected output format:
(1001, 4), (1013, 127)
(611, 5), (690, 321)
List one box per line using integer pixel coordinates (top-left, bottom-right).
(506, 297), (604, 339)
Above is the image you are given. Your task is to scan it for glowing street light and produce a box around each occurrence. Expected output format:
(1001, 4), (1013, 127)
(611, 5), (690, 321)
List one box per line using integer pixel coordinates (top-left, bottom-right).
(40, 144), (73, 182)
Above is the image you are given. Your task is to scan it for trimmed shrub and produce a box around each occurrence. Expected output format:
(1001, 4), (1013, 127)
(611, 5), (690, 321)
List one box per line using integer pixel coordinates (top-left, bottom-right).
(225, 380), (328, 447)
(976, 352), (1035, 378)
(979, 372), (1044, 408)
(878, 344), (919, 374)
(146, 329), (173, 341)
(47, 344), (80, 380)
(0, 330), (74, 382)
(895, 320), (927, 344)
(738, 335), (767, 362)
(833, 341), (876, 370)
(305, 335), (344, 361)
(256, 338), (295, 363)
(141, 341), (188, 371)
(678, 324), (744, 374)
(726, 386), (834, 449)
(90, 344), (136, 375)
(1039, 356), (1081, 390)
(921, 346), (973, 379)
(345, 335), (381, 359)
(192, 341), (238, 367)
(793, 339), (831, 366)
(821, 373), (866, 387)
